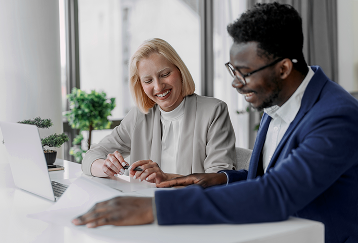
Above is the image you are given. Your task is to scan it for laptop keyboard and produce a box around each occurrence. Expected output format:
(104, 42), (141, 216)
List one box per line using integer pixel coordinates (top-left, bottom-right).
(51, 181), (69, 198)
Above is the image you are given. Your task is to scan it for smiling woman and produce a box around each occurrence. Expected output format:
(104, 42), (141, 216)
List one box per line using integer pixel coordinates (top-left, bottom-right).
(81, 38), (237, 184)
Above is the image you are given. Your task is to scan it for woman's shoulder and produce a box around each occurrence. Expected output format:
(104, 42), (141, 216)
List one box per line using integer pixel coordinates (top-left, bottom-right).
(187, 93), (228, 109)
(122, 105), (157, 125)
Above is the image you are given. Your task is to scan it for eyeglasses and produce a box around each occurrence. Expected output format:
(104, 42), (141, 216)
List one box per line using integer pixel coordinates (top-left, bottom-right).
(225, 57), (285, 86)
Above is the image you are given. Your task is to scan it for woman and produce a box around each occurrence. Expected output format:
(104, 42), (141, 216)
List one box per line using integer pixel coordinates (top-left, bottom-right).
(82, 38), (236, 184)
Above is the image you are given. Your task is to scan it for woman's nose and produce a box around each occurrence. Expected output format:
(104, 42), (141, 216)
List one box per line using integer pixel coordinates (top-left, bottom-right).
(154, 79), (164, 91)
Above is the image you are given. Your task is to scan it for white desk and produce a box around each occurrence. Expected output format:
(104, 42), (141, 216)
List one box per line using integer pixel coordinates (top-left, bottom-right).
(0, 159), (324, 243)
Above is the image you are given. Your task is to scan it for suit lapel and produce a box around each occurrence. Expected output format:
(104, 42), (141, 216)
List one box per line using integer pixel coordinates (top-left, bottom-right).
(266, 66), (328, 170)
(176, 94), (196, 175)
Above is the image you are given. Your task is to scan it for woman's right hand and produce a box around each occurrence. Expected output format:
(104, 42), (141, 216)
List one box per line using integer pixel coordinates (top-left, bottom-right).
(91, 151), (129, 177)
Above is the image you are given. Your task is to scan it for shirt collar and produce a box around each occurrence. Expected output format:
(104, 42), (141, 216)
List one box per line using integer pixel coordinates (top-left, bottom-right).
(264, 66), (314, 123)
(159, 97), (186, 121)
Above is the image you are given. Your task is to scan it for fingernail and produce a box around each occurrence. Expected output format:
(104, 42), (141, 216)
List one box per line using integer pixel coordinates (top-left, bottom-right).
(120, 169), (124, 173)
(128, 165), (132, 170)
(146, 177), (149, 181)
(122, 162), (126, 166)
(133, 175), (136, 179)
(87, 222), (95, 228)
(139, 178), (141, 182)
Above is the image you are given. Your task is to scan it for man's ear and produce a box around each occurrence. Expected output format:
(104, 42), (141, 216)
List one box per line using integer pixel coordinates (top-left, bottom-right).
(279, 58), (293, 79)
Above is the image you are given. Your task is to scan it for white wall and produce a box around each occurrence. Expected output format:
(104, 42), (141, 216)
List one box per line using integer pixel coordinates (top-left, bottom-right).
(338, 0), (358, 93)
(0, 0), (63, 162)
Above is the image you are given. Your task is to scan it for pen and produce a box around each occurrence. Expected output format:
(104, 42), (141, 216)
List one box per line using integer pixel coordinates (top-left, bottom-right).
(123, 165), (143, 171)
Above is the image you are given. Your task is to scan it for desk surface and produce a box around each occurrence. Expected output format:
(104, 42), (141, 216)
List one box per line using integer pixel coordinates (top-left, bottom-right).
(0, 159), (324, 243)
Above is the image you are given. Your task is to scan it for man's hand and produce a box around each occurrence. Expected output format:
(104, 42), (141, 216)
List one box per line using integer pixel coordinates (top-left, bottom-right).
(156, 173), (227, 189)
(72, 197), (153, 228)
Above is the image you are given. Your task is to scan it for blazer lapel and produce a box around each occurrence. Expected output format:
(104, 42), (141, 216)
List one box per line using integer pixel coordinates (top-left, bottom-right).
(150, 105), (162, 166)
(266, 66), (328, 170)
(176, 94), (196, 175)
(247, 113), (272, 179)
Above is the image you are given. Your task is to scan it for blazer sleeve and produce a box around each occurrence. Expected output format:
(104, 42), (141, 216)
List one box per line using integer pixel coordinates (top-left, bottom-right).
(81, 108), (138, 175)
(155, 105), (358, 225)
(203, 101), (236, 173)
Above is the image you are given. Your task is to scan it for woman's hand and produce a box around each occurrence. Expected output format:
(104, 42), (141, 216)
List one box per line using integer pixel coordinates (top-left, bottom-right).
(129, 160), (168, 184)
(91, 151), (129, 177)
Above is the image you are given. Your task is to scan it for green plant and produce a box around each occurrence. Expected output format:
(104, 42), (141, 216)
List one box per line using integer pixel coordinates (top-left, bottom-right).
(65, 88), (116, 162)
(18, 117), (69, 152)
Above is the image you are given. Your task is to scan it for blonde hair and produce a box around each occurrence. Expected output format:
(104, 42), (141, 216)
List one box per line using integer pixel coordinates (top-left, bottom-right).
(129, 38), (195, 114)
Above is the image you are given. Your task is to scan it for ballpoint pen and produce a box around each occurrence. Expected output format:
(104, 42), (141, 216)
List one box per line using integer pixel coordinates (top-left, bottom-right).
(123, 165), (143, 171)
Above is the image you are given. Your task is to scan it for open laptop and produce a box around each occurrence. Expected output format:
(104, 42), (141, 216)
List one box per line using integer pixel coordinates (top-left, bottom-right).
(0, 121), (69, 201)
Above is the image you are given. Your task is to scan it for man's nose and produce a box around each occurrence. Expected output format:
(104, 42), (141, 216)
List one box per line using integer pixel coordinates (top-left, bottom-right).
(232, 77), (244, 89)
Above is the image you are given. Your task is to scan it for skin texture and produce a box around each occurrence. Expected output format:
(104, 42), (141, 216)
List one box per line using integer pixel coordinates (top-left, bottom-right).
(73, 41), (305, 228)
(91, 151), (129, 178)
(128, 160), (181, 184)
(229, 42), (301, 111)
(156, 173), (227, 189)
(72, 197), (154, 227)
(138, 52), (184, 112)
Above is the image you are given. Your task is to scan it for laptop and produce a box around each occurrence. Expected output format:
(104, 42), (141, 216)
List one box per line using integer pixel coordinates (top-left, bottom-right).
(0, 121), (69, 201)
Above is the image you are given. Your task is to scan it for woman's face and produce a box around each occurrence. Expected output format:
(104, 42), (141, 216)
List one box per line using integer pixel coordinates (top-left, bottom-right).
(138, 52), (184, 112)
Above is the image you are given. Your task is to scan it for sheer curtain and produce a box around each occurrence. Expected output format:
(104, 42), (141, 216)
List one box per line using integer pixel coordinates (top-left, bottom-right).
(213, 0), (249, 148)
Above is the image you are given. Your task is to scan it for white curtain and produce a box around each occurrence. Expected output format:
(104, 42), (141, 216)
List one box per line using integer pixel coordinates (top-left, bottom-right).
(213, 0), (250, 149)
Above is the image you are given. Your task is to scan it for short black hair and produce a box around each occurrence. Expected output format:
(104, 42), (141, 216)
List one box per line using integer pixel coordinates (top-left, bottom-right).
(227, 2), (307, 73)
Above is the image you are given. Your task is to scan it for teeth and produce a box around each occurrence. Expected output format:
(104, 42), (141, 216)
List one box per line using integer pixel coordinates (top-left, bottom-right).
(157, 90), (170, 97)
(244, 92), (254, 97)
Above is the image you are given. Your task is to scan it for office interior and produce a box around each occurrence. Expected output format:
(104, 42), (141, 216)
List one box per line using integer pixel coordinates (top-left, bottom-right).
(0, 0), (357, 164)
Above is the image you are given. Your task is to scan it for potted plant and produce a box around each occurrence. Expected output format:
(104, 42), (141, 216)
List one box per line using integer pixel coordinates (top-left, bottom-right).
(18, 117), (69, 165)
(65, 88), (116, 163)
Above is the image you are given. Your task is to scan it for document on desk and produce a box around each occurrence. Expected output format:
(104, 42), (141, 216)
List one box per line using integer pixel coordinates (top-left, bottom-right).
(28, 175), (163, 227)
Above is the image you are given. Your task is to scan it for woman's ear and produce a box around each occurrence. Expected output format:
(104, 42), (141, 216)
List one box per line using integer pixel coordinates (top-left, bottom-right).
(279, 58), (293, 79)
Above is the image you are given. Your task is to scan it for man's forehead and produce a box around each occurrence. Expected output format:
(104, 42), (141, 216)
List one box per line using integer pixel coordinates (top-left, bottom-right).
(230, 42), (260, 65)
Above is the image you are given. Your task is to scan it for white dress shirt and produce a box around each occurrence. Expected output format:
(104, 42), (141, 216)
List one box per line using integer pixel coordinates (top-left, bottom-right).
(159, 98), (185, 174)
(262, 67), (314, 172)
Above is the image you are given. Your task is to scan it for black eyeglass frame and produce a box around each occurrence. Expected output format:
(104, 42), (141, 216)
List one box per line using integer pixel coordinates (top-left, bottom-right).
(225, 57), (285, 86)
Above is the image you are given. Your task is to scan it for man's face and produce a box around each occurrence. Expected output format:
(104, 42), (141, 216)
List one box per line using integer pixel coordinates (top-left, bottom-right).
(229, 42), (284, 111)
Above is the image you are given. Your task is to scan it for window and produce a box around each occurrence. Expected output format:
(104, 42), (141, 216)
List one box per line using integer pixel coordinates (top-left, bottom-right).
(77, 0), (201, 119)
(213, 0), (249, 148)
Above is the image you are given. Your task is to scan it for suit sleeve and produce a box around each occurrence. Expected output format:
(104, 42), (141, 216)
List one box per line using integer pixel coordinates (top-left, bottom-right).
(203, 101), (236, 173)
(155, 105), (358, 224)
(81, 108), (138, 175)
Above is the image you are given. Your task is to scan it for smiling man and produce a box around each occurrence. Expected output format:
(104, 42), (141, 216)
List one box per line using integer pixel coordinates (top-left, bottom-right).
(72, 3), (358, 242)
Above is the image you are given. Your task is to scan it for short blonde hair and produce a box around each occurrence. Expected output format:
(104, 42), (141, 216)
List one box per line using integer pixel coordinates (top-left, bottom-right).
(129, 38), (195, 114)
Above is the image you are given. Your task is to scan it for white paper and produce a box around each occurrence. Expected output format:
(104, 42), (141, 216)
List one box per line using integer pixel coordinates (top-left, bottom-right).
(28, 175), (166, 227)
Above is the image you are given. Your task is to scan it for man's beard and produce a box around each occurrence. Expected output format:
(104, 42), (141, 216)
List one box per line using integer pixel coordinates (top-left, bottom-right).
(251, 76), (282, 112)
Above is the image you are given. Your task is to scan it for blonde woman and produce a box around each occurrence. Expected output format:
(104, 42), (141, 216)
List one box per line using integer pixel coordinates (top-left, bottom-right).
(82, 38), (236, 184)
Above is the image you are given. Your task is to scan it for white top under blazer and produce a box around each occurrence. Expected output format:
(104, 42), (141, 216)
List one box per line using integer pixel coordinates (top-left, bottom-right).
(82, 94), (236, 176)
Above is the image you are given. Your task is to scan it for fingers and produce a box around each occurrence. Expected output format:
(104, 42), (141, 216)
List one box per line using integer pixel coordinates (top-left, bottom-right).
(156, 176), (195, 188)
(130, 160), (163, 182)
(102, 151), (128, 177)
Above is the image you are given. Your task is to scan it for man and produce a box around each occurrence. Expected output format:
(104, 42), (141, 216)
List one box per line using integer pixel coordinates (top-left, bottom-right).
(72, 3), (358, 242)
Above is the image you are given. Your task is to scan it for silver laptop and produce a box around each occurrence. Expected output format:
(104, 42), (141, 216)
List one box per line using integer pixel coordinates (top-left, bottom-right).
(0, 121), (69, 201)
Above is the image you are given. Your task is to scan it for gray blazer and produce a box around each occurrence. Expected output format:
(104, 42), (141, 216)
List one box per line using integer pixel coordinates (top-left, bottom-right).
(82, 94), (236, 176)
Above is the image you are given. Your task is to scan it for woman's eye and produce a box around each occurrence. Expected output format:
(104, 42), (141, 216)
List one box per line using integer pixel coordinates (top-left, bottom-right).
(144, 79), (152, 84)
(162, 72), (170, 77)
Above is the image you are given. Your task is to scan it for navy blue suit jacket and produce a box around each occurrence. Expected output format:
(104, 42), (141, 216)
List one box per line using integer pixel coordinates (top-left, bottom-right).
(155, 66), (358, 243)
